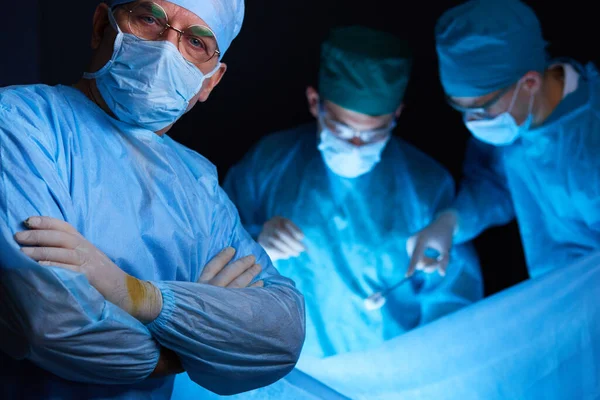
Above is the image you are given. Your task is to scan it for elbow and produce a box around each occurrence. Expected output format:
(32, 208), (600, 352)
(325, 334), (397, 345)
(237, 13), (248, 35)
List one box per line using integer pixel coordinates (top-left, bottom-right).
(190, 287), (306, 396)
(273, 284), (306, 365)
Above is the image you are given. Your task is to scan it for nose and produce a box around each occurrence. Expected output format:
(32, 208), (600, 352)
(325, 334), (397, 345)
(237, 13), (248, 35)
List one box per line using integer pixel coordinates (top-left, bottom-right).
(160, 25), (182, 47)
(464, 111), (482, 122)
(349, 137), (366, 147)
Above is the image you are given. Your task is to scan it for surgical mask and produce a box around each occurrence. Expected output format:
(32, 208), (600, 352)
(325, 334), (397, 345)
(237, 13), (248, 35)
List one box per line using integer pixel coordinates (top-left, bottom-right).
(465, 81), (534, 146)
(318, 128), (390, 178)
(83, 11), (219, 132)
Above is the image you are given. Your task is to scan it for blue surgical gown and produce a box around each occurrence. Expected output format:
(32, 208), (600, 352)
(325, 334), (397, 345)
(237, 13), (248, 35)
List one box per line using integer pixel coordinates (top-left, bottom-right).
(453, 61), (600, 278)
(0, 84), (305, 399)
(223, 124), (483, 359)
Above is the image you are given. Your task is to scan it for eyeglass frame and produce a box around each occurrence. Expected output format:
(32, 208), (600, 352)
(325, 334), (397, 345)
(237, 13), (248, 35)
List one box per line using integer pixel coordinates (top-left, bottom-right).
(318, 105), (396, 144)
(445, 84), (514, 117)
(115, 1), (221, 64)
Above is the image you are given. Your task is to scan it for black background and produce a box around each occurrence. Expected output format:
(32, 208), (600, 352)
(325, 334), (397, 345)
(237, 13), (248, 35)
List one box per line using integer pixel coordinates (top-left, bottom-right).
(2, 0), (598, 296)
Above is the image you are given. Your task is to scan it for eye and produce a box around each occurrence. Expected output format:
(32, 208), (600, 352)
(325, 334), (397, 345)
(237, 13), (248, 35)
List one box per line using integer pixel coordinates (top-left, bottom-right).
(138, 15), (158, 25)
(187, 36), (207, 50)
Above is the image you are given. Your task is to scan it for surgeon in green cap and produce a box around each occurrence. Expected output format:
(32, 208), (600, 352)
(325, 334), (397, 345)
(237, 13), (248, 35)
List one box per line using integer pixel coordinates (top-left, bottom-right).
(223, 25), (483, 361)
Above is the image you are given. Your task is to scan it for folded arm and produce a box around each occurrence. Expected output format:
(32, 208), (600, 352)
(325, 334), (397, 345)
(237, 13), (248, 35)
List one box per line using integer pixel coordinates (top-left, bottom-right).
(146, 190), (306, 395)
(0, 121), (161, 384)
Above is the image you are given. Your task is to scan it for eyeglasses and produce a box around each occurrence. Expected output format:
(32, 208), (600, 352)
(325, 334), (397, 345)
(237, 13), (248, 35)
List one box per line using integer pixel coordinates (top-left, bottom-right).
(117, 1), (220, 65)
(319, 110), (396, 144)
(445, 85), (514, 118)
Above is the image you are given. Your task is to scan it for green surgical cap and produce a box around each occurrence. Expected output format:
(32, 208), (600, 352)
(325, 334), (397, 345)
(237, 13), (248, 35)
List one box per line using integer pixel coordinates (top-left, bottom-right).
(318, 26), (412, 116)
(435, 0), (547, 97)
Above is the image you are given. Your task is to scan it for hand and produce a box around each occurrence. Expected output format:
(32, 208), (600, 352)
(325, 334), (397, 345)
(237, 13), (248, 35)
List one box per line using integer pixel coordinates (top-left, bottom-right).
(406, 210), (458, 277)
(198, 247), (264, 288)
(150, 347), (185, 378)
(258, 216), (306, 262)
(14, 216), (162, 323)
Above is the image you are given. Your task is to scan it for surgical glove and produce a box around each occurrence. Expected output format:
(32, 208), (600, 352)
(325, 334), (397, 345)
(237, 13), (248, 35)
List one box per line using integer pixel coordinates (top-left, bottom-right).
(197, 246), (264, 288)
(14, 216), (162, 323)
(258, 216), (306, 261)
(406, 210), (458, 277)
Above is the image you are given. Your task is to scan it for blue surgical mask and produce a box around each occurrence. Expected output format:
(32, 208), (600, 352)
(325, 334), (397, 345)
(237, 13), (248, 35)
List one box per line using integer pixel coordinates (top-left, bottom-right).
(318, 129), (390, 178)
(83, 11), (219, 132)
(465, 81), (534, 146)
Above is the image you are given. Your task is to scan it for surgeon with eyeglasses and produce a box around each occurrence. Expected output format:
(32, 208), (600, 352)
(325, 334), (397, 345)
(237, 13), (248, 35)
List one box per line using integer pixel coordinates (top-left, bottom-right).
(223, 25), (483, 362)
(0, 1), (306, 398)
(408, 0), (600, 281)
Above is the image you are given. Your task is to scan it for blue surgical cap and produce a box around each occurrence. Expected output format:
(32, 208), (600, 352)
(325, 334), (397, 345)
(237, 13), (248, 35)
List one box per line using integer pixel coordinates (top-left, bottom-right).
(435, 0), (547, 98)
(106, 0), (244, 57)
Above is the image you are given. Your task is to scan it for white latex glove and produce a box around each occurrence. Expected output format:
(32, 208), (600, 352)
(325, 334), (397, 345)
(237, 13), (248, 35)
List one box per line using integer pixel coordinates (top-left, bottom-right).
(406, 210), (458, 277)
(15, 216), (263, 323)
(258, 216), (306, 262)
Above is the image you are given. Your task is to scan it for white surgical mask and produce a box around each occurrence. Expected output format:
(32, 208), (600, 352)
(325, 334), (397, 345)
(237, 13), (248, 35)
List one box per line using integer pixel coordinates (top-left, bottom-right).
(465, 81), (534, 146)
(318, 129), (390, 178)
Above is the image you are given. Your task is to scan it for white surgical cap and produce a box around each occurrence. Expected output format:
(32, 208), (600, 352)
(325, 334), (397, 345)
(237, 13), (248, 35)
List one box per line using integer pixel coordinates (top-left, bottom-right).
(106, 0), (244, 57)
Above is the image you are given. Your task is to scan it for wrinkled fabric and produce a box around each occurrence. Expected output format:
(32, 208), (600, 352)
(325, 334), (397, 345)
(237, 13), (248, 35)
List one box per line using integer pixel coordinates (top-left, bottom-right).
(223, 124), (483, 359)
(107, 0), (244, 57)
(0, 219), (170, 399)
(170, 369), (351, 399)
(319, 25), (412, 115)
(435, 0), (547, 97)
(295, 250), (600, 400)
(453, 61), (600, 278)
(0, 84), (304, 398)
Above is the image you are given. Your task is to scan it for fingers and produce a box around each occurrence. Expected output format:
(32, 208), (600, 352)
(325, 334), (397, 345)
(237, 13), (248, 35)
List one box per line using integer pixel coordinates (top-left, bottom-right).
(406, 238), (426, 277)
(263, 238), (294, 260)
(275, 229), (305, 254)
(438, 255), (449, 277)
(24, 216), (79, 235)
(415, 247), (450, 276)
(210, 255), (256, 287)
(270, 234), (301, 257)
(21, 246), (82, 266)
(14, 230), (80, 249)
(228, 263), (262, 288)
(282, 219), (304, 241)
(250, 280), (264, 288)
(198, 247), (235, 283)
(38, 260), (80, 272)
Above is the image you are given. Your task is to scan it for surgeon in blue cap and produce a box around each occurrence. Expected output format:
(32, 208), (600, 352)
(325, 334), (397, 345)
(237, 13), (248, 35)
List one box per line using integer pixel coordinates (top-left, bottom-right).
(223, 26), (483, 362)
(409, 0), (600, 280)
(0, 1), (305, 398)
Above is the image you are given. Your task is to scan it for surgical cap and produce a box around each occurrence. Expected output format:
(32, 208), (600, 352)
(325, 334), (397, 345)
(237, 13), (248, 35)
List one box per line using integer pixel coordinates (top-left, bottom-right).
(435, 0), (547, 98)
(318, 26), (412, 116)
(106, 0), (244, 57)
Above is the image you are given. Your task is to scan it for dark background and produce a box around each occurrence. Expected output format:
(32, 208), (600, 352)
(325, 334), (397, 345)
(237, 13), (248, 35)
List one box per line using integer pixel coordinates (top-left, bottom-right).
(2, 0), (597, 296)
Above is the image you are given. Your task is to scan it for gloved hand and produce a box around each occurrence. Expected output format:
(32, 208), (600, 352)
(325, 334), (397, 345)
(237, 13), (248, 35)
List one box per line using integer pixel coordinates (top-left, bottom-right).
(406, 210), (458, 277)
(258, 216), (306, 262)
(14, 216), (263, 323)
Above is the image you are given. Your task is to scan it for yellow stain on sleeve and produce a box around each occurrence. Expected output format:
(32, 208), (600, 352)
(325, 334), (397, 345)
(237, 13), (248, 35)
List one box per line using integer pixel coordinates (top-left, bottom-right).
(125, 275), (148, 317)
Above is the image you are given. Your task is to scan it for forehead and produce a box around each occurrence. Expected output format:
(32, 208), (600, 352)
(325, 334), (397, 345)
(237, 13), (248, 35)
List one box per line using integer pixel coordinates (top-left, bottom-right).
(323, 100), (394, 129)
(449, 88), (505, 109)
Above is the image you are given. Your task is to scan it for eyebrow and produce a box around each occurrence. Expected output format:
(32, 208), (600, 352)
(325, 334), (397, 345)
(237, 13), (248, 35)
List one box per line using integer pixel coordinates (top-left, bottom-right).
(189, 25), (215, 37)
(448, 96), (483, 109)
(135, 2), (167, 19)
